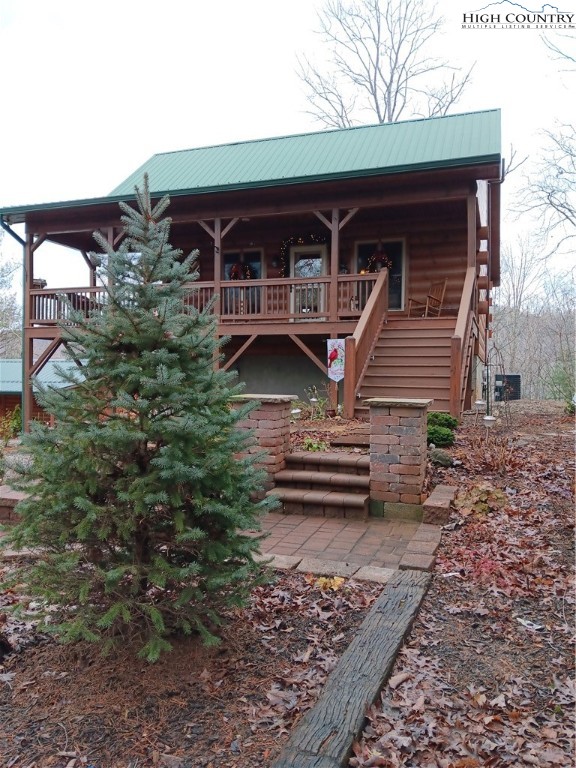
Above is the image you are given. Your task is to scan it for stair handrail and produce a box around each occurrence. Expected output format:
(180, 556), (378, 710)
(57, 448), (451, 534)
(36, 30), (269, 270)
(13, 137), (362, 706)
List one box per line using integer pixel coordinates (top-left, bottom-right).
(343, 268), (389, 418)
(450, 265), (477, 417)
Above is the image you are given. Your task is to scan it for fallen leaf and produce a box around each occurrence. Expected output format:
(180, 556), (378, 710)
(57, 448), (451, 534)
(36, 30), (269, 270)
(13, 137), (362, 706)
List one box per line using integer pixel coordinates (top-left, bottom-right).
(388, 672), (410, 689)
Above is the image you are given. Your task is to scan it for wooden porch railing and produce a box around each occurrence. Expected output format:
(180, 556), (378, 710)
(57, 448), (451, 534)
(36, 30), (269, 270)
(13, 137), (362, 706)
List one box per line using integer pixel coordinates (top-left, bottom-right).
(343, 269), (389, 418)
(29, 275), (378, 326)
(450, 266), (478, 418)
(30, 287), (108, 325)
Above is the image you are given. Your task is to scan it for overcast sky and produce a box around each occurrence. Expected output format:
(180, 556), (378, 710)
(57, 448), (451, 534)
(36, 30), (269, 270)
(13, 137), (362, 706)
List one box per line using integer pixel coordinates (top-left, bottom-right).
(0, 0), (573, 284)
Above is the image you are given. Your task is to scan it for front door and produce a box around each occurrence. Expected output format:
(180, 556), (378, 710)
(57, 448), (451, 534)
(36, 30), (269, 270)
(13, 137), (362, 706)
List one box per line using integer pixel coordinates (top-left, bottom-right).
(290, 245), (328, 316)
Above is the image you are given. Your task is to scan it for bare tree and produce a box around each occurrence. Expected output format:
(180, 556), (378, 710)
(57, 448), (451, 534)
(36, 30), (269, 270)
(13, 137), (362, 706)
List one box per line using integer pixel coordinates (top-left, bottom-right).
(297, 0), (473, 128)
(513, 34), (575, 254)
(514, 124), (575, 254)
(0, 232), (22, 358)
(492, 240), (575, 404)
(491, 238), (546, 379)
(542, 31), (576, 70)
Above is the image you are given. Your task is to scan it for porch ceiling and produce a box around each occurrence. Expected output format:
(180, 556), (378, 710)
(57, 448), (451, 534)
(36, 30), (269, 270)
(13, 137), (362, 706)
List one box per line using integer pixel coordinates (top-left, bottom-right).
(2, 163), (498, 253)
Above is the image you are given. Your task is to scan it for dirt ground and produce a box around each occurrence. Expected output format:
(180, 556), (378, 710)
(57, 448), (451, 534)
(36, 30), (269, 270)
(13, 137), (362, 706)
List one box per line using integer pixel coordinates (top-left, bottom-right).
(0, 400), (574, 768)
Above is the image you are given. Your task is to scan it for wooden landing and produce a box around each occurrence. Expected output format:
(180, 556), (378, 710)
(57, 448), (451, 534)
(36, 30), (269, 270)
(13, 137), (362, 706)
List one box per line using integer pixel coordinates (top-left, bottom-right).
(271, 568), (431, 768)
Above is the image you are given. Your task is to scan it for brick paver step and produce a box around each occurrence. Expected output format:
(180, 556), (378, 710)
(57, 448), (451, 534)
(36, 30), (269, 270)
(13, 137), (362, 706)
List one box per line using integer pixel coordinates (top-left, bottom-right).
(286, 452), (370, 473)
(0, 485), (26, 523)
(267, 487), (369, 508)
(273, 469), (370, 491)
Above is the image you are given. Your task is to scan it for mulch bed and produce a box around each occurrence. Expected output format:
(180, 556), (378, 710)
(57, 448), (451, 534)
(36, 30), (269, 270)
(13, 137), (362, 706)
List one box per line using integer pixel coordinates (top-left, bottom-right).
(1, 400), (574, 767)
(0, 568), (382, 768)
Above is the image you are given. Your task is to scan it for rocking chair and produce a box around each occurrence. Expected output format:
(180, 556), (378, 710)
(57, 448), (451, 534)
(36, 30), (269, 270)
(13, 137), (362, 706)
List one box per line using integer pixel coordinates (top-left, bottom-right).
(408, 278), (447, 318)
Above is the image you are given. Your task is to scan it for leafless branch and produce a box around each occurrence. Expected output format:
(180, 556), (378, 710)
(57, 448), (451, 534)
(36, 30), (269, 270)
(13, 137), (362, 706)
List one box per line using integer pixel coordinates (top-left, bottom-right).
(298, 0), (474, 127)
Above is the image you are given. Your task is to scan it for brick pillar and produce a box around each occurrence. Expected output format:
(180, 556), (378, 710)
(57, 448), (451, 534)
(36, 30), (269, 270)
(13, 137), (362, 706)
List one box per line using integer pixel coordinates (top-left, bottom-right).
(231, 394), (296, 495)
(366, 397), (432, 516)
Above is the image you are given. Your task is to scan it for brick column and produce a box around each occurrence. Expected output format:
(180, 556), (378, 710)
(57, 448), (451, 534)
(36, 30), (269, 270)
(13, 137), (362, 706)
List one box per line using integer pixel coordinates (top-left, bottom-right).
(366, 397), (432, 517)
(231, 394), (296, 495)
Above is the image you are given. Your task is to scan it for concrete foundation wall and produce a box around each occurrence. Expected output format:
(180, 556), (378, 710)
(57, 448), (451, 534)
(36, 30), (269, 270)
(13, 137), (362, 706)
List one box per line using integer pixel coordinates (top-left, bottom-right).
(233, 355), (328, 402)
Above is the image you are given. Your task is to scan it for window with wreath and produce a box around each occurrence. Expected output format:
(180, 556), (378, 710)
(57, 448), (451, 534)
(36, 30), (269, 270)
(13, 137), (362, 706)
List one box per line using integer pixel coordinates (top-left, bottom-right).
(223, 250), (263, 280)
(356, 240), (404, 310)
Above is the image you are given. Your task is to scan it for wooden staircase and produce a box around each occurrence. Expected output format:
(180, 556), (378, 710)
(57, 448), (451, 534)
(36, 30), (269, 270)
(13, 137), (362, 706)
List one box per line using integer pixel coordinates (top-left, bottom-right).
(354, 317), (457, 418)
(266, 452), (370, 519)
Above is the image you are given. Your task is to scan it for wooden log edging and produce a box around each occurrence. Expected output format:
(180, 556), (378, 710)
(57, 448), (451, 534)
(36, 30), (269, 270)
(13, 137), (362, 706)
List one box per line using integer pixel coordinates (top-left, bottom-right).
(271, 569), (431, 768)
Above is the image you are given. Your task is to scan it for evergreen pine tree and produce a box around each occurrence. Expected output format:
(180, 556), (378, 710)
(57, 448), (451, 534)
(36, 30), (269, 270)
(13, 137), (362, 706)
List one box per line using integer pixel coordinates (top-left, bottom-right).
(4, 177), (275, 661)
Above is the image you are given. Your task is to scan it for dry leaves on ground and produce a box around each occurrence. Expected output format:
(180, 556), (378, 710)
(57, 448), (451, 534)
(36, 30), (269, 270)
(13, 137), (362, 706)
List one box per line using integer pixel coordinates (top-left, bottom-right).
(350, 401), (575, 767)
(0, 568), (381, 768)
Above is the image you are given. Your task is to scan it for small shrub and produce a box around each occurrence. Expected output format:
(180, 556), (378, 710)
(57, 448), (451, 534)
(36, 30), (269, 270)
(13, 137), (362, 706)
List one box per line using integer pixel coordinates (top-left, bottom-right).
(427, 411), (458, 430)
(0, 405), (22, 446)
(427, 425), (454, 447)
(303, 436), (328, 452)
(9, 405), (21, 437)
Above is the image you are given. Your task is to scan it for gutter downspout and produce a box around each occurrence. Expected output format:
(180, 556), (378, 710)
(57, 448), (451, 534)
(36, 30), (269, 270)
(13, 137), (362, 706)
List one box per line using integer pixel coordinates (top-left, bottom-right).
(485, 159), (506, 417)
(1, 216), (26, 433)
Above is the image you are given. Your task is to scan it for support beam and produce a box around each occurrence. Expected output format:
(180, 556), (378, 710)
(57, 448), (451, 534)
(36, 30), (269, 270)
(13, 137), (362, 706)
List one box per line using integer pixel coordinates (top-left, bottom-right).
(30, 338), (63, 377)
(222, 335), (257, 371)
(339, 208), (358, 230)
(31, 234), (47, 253)
(288, 334), (327, 375)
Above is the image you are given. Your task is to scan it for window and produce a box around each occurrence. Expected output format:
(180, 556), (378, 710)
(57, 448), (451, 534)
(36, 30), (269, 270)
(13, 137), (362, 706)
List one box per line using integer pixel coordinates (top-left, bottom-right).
(223, 250), (263, 280)
(356, 240), (404, 310)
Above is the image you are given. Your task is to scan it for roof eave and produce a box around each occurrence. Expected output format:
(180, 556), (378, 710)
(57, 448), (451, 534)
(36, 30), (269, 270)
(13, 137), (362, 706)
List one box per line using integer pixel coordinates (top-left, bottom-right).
(0, 154), (501, 225)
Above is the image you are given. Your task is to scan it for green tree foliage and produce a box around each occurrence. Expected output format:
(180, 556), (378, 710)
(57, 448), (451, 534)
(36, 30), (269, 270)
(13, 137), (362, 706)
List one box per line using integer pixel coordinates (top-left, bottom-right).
(427, 425), (455, 447)
(3, 178), (275, 661)
(427, 412), (458, 431)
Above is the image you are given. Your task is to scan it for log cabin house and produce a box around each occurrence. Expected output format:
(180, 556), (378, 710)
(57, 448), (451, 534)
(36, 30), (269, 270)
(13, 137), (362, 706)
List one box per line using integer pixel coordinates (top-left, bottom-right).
(0, 109), (503, 428)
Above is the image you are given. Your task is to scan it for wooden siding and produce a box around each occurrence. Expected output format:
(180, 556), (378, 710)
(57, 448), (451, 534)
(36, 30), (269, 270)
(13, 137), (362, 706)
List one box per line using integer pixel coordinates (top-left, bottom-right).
(405, 209), (468, 316)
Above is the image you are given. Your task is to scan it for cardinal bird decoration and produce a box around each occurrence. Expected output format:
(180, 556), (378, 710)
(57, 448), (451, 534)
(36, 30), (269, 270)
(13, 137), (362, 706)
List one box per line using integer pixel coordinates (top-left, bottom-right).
(327, 339), (345, 382)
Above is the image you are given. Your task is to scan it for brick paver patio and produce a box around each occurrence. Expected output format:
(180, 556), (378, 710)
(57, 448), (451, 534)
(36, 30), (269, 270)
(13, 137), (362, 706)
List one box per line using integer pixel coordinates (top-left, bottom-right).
(1, 487), (443, 578)
(256, 512), (441, 574)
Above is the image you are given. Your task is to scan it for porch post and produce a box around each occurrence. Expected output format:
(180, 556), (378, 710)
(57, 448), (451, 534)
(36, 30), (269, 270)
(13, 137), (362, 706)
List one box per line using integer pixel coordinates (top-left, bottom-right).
(213, 218), (222, 317)
(329, 208), (339, 322)
(467, 193), (477, 268)
(22, 233), (34, 431)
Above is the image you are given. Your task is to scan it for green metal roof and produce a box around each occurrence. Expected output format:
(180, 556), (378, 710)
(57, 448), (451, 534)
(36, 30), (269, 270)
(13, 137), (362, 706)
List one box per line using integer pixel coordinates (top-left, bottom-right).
(111, 110), (501, 197)
(0, 359), (80, 393)
(0, 110), (501, 221)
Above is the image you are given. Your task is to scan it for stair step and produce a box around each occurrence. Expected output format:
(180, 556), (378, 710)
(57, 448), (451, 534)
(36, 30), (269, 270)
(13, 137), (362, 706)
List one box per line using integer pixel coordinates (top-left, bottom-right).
(362, 374), (450, 384)
(330, 433), (369, 447)
(274, 469), (370, 491)
(359, 387), (450, 398)
(266, 487), (369, 520)
(372, 354), (451, 365)
(286, 452), (370, 473)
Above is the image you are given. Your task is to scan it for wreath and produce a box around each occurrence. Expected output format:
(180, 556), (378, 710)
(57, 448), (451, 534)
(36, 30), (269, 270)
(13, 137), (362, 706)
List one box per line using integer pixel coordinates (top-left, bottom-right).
(229, 262), (253, 280)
